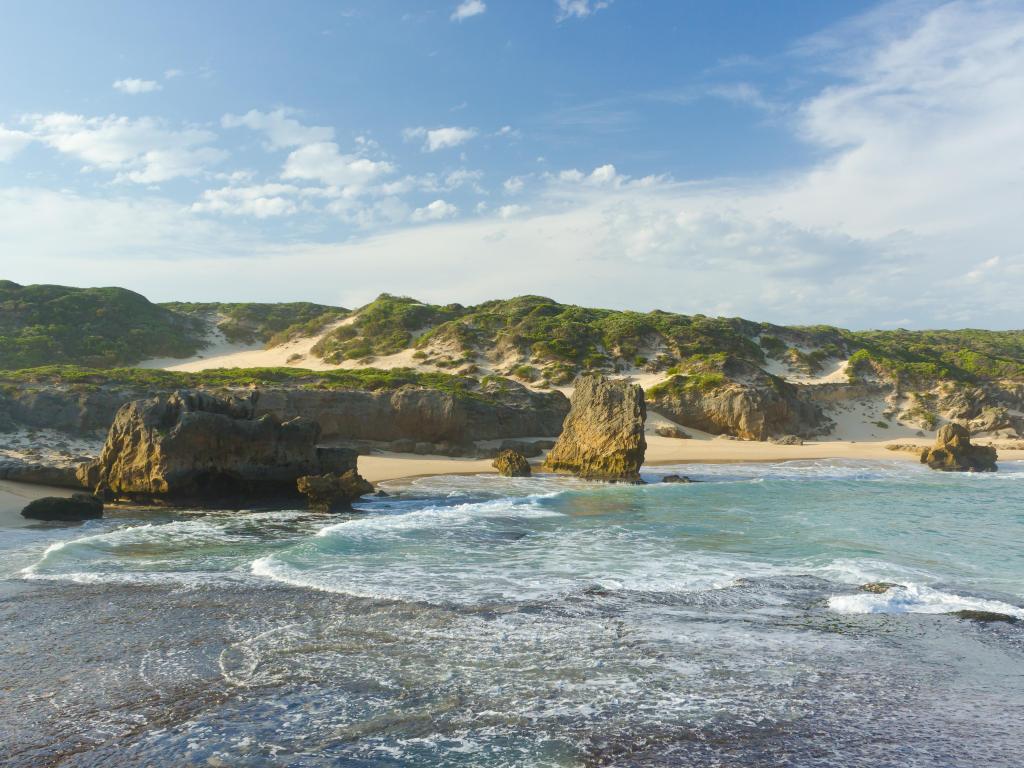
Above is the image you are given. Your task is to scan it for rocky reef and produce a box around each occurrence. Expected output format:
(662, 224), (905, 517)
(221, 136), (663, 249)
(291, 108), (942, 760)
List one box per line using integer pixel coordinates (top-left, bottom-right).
(920, 423), (997, 472)
(78, 390), (367, 506)
(543, 375), (646, 482)
(492, 449), (531, 477)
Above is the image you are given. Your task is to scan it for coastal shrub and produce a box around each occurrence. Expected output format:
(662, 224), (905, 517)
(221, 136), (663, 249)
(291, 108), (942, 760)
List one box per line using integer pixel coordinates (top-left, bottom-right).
(165, 301), (347, 345)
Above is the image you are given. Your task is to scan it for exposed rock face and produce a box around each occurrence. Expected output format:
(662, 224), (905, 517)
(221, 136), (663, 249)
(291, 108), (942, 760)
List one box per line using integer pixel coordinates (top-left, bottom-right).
(655, 425), (690, 439)
(80, 390), (362, 505)
(252, 381), (567, 444)
(543, 375), (646, 482)
(493, 449), (531, 477)
(22, 493), (103, 521)
(647, 359), (831, 441)
(920, 423), (997, 472)
(0, 459), (85, 488)
(297, 470), (373, 512)
(770, 435), (804, 446)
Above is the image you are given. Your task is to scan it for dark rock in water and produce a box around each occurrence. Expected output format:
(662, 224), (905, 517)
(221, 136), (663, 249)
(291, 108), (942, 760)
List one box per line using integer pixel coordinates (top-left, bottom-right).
(297, 470), (374, 512)
(493, 449), (531, 477)
(948, 610), (1018, 624)
(79, 390), (364, 506)
(770, 435), (804, 446)
(543, 374), (646, 482)
(920, 423), (997, 472)
(858, 582), (900, 593)
(655, 425), (690, 439)
(22, 493), (103, 521)
(661, 474), (693, 484)
(373, 489), (389, 498)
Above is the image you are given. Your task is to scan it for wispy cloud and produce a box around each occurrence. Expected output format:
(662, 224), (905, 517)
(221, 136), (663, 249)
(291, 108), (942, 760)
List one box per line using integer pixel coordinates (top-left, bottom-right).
(222, 108), (334, 150)
(112, 78), (162, 95)
(555, 0), (612, 22)
(451, 0), (486, 22)
(403, 125), (478, 152)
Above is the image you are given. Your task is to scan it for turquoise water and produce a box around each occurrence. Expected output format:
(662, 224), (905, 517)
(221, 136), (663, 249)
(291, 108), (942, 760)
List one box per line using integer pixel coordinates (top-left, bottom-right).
(3, 458), (1024, 766)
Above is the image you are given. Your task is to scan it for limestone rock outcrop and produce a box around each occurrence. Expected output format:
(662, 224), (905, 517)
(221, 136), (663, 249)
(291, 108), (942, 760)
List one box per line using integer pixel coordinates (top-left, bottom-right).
(920, 423), (997, 472)
(22, 493), (103, 521)
(297, 470), (374, 512)
(79, 390), (364, 505)
(543, 375), (646, 482)
(493, 449), (531, 477)
(646, 358), (831, 441)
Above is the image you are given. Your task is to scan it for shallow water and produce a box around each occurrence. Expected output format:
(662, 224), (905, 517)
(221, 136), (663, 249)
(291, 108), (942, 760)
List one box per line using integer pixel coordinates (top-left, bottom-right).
(2, 459), (1024, 766)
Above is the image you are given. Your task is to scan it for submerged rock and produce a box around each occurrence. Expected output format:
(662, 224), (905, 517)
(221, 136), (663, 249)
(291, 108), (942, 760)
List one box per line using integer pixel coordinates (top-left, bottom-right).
(297, 470), (374, 512)
(543, 375), (646, 482)
(661, 474), (693, 484)
(493, 449), (531, 477)
(80, 390), (365, 506)
(858, 582), (900, 593)
(947, 610), (1018, 624)
(21, 493), (103, 521)
(920, 423), (997, 472)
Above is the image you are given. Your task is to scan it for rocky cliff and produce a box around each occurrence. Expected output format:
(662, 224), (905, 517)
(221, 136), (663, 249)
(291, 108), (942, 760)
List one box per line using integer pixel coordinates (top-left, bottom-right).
(80, 390), (364, 506)
(543, 375), (646, 481)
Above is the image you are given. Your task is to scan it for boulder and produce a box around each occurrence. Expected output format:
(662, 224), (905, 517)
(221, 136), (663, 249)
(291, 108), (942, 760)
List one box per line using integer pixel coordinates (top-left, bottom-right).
(947, 610), (1018, 624)
(858, 582), (900, 593)
(21, 493), (103, 521)
(655, 425), (690, 439)
(920, 423), (997, 472)
(542, 375), (646, 482)
(297, 470), (374, 512)
(493, 449), (531, 477)
(80, 390), (364, 506)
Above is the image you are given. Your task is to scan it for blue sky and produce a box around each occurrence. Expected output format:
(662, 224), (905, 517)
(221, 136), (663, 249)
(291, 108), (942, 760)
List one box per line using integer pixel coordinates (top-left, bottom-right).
(0, 0), (1021, 328)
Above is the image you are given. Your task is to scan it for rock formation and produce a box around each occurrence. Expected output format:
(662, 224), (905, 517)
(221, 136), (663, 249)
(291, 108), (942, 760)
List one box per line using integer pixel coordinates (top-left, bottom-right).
(79, 390), (367, 505)
(646, 358), (831, 441)
(920, 423), (997, 472)
(297, 470), (374, 512)
(22, 493), (103, 521)
(655, 425), (690, 439)
(543, 375), (646, 482)
(493, 449), (531, 477)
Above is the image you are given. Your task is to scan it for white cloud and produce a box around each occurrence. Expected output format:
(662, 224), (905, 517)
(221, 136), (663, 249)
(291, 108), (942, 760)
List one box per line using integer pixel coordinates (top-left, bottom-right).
(23, 112), (226, 183)
(164, 69), (183, 80)
(503, 176), (525, 194)
(411, 199), (458, 222)
(222, 108), (334, 150)
(192, 183), (302, 218)
(497, 204), (529, 219)
(555, 0), (611, 21)
(0, 125), (33, 162)
(113, 78), (162, 95)
(404, 125), (478, 152)
(281, 141), (394, 190)
(451, 0), (486, 22)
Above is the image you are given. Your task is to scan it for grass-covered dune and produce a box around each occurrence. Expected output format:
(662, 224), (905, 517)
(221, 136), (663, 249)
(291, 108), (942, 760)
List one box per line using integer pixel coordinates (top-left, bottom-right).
(163, 301), (347, 346)
(0, 281), (207, 369)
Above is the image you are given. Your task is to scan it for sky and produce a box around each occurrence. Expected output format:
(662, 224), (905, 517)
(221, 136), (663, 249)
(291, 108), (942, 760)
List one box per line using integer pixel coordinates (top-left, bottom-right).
(0, 0), (1022, 329)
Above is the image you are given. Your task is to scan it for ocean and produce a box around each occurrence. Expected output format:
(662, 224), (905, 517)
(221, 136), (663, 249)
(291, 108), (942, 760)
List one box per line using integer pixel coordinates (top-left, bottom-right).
(3, 459), (1024, 766)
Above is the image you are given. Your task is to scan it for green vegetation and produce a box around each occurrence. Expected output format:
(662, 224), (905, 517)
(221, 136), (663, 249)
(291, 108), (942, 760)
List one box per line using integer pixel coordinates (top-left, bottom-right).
(163, 301), (347, 345)
(0, 365), (500, 402)
(0, 282), (206, 369)
(647, 372), (728, 399)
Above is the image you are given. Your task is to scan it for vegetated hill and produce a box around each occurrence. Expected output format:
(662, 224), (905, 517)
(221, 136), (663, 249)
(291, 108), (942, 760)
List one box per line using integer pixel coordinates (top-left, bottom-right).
(310, 293), (1024, 388)
(0, 281), (208, 369)
(161, 301), (348, 345)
